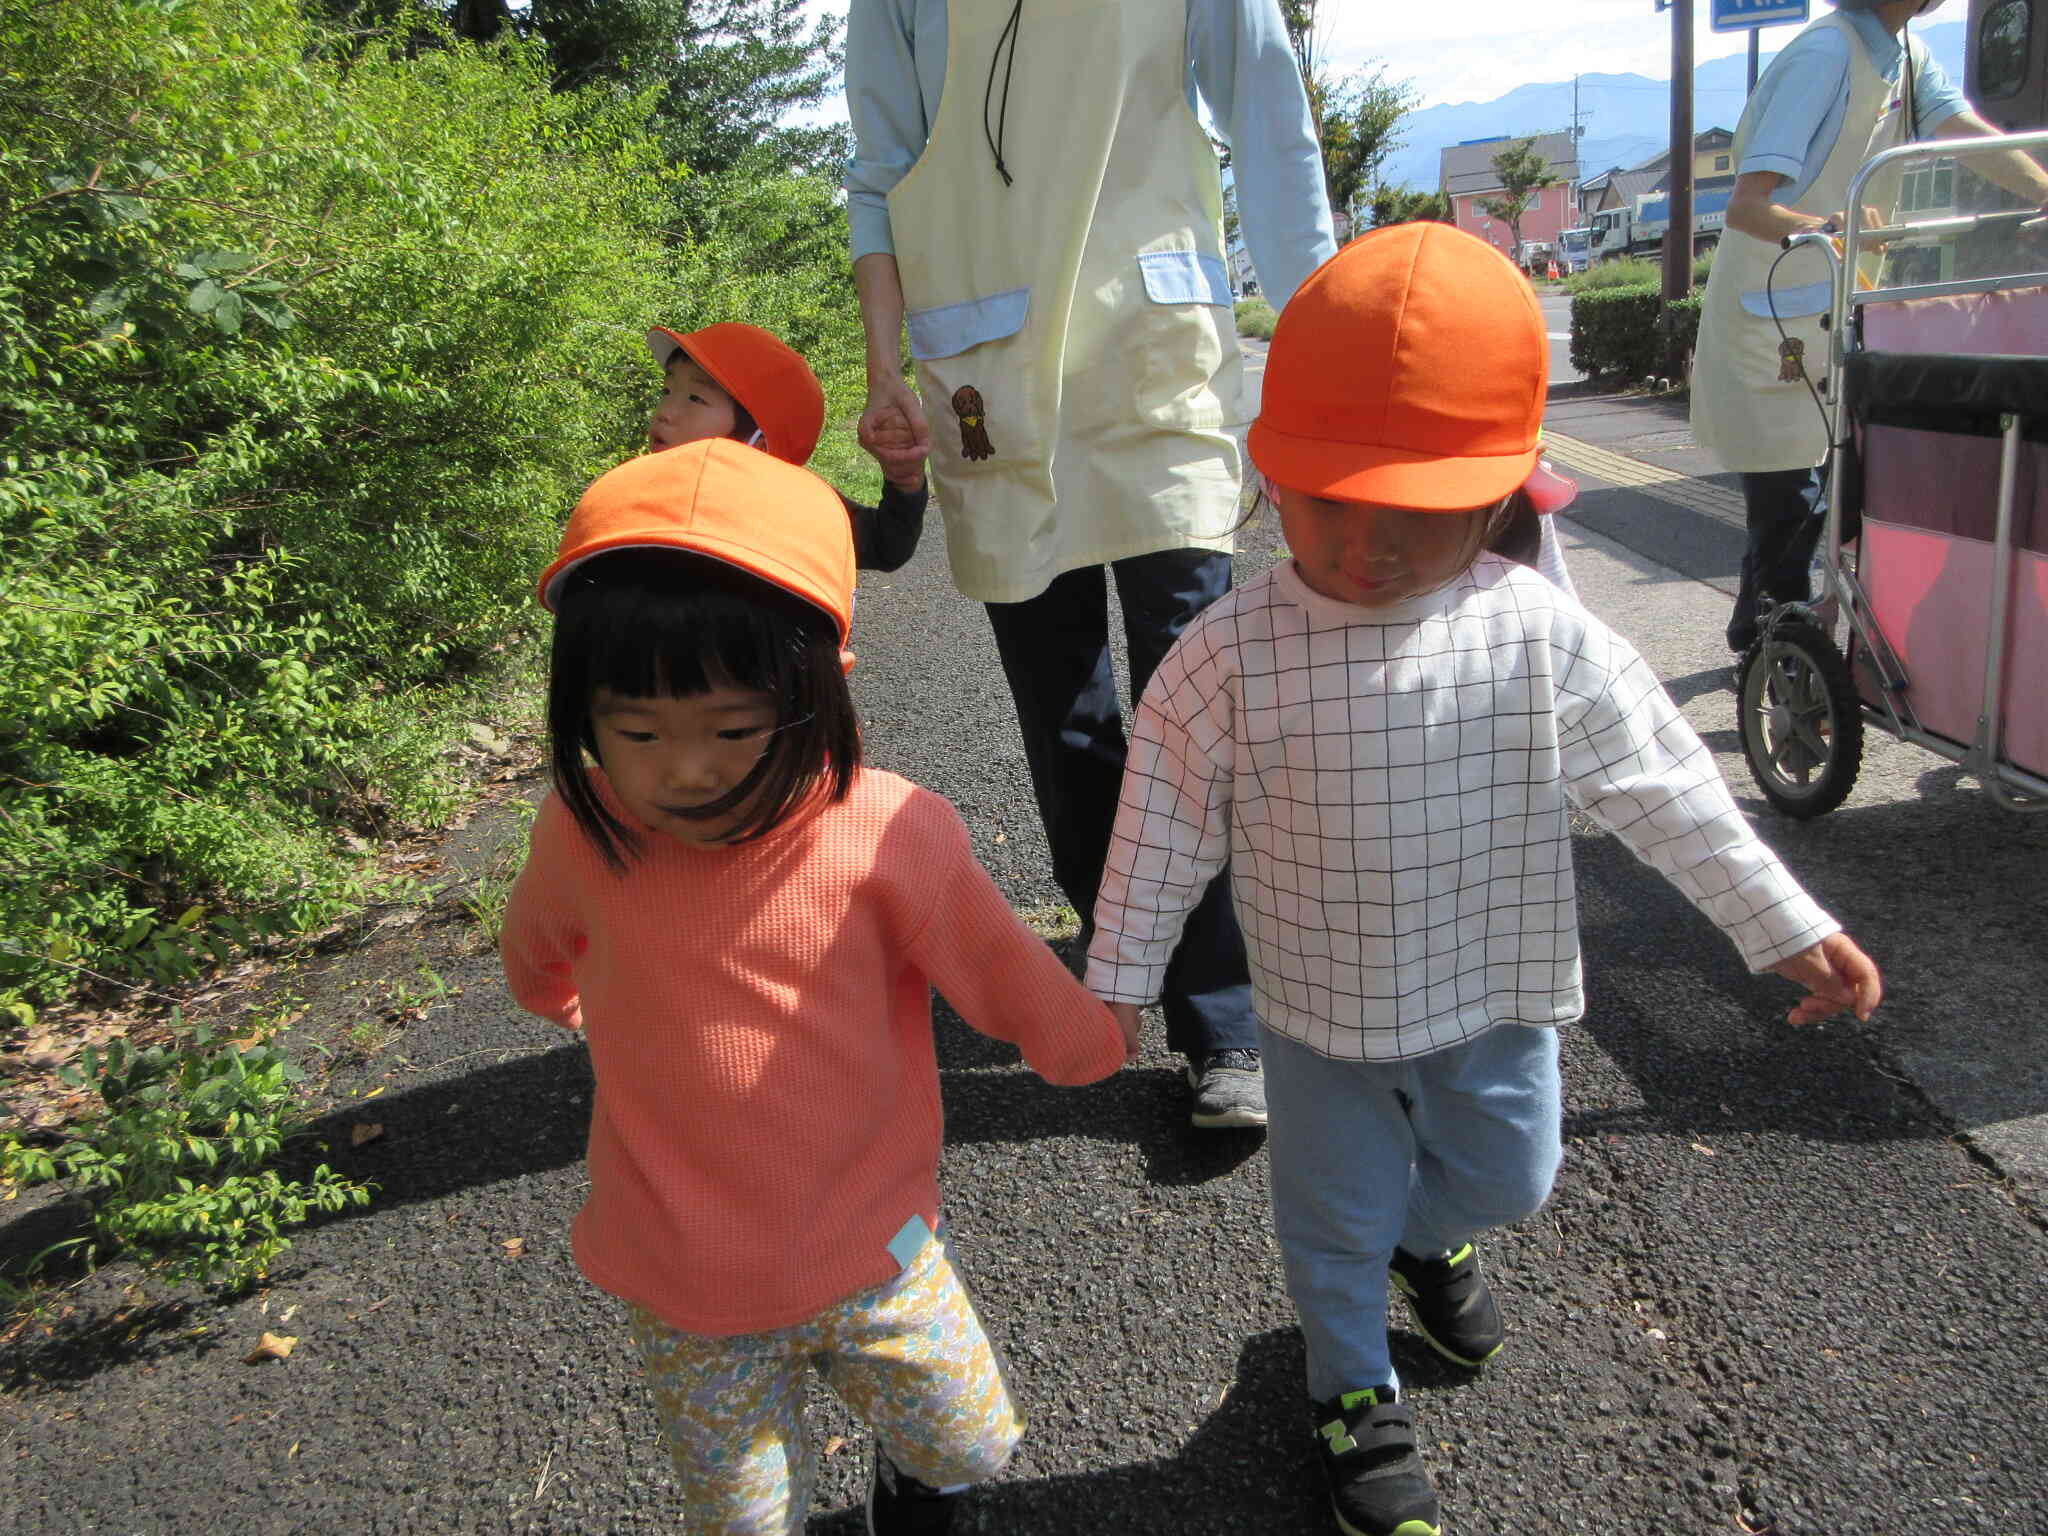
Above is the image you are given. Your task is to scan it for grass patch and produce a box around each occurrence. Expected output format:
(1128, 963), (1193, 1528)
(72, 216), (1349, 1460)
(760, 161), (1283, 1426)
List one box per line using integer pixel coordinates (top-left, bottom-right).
(1017, 904), (1082, 941)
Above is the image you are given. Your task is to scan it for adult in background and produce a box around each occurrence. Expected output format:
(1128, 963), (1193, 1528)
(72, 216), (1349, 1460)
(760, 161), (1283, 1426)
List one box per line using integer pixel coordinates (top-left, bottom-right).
(1693, 0), (2048, 657)
(845, 0), (1335, 1128)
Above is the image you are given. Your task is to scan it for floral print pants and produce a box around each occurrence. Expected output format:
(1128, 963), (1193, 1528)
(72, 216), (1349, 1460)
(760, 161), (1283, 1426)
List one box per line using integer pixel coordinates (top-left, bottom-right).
(625, 1231), (1023, 1534)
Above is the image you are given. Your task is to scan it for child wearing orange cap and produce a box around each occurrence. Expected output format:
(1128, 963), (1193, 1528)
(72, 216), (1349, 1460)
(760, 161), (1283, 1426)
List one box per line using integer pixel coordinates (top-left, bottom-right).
(647, 322), (928, 571)
(501, 440), (1134, 1534)
(1084, 225), (1883, 1536)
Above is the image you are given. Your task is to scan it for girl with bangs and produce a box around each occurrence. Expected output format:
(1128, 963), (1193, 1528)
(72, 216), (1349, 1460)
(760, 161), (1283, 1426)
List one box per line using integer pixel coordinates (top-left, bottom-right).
(502, 440), (1134, 1536)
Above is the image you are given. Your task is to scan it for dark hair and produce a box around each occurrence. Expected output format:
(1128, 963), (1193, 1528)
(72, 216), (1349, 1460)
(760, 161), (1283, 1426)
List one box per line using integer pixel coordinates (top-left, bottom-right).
(546, 548), (860, 869)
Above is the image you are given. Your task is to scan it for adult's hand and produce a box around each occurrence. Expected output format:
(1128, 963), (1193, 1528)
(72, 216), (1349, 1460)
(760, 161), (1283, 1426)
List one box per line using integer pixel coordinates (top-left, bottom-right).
(859, 371), (930, 467)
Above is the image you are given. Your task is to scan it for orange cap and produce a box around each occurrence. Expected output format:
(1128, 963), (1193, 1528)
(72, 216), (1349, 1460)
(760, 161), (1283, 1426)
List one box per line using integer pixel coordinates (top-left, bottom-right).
(1249, 223), (1546, 511)
(647, 323), (826, 467)
(537, 439), (854, 649)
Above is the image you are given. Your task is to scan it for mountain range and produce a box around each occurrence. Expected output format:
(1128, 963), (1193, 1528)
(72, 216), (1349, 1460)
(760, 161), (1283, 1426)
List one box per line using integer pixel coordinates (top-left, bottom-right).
(1375, 18), (1968, 196)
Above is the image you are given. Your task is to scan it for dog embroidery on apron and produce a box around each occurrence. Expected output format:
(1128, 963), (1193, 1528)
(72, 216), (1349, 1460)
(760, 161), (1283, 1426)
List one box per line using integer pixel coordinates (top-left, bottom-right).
(1776, 336), (1807, 384)
(952, 386), (995, 460)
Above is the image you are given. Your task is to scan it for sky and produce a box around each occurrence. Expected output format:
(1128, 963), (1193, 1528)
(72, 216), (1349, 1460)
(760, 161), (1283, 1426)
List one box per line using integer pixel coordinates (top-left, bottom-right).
(1319, 0), (1815, 108)
(797, 0), (1838, 121)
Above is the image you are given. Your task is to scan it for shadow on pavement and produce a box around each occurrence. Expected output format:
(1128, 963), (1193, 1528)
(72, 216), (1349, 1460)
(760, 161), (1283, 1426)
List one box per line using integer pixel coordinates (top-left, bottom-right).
(804, 1324), (1482, 1534)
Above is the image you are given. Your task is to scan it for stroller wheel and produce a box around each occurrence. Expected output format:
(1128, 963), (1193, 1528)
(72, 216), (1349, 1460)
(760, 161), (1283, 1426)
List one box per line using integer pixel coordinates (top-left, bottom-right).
(1737, 620), (1864, 818)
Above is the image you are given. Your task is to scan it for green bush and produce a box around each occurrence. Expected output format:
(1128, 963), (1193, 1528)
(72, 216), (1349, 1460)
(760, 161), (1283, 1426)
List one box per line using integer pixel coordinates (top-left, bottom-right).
(1569, 285), (1702, 383)
(1234, 298), (1278, 340)
(1658, 294), (1704, 381)
(1, 1024), (372, 1290)
(1567, 248), (1714, 295)
(1567, 258), (1660, 294)
(0, 0), (677, 1004)
(1569, 285), (1664, 379)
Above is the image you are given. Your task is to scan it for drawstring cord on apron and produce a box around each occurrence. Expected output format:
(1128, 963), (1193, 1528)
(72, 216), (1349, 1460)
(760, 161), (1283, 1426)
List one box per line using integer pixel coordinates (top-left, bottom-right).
(983, 0), (1022, 186)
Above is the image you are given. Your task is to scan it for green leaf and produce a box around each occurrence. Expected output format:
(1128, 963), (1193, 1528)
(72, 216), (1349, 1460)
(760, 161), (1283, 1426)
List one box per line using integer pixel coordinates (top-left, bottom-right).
(185, 279), (226, 315)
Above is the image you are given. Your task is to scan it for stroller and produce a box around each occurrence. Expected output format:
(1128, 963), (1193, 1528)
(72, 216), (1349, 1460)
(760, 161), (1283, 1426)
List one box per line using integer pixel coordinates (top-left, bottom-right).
(1736, 129), (2048, 818)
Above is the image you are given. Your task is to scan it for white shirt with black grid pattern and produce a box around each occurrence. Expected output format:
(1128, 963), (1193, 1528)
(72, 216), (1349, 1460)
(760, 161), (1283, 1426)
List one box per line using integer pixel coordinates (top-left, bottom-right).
(1085, 555), (1838, 1063)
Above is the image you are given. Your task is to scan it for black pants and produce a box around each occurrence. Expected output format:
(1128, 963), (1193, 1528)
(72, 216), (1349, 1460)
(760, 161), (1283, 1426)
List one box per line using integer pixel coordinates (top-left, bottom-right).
(984, 549), (1256, 1056)
(1728, 467), (1823, 652)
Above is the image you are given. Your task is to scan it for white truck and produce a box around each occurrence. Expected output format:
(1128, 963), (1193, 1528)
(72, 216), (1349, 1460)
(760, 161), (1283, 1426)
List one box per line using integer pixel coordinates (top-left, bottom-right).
(1588, 190), (1728, 262)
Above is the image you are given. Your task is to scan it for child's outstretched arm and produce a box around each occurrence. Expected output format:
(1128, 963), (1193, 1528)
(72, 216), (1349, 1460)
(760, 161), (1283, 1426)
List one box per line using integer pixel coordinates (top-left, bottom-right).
(1769, 932), (1882, 1025)
(1554, 615), (1881, 1014)
(1088, 641), (1235, 1014)
(902, 791), (1134, 1078)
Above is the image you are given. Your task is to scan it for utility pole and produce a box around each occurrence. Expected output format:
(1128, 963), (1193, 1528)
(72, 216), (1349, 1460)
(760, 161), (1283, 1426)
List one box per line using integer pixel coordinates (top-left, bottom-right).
(1663, 0), (1695, 304)
(1571, 75), (1588, 222)
(1748, 29), (1761, 94)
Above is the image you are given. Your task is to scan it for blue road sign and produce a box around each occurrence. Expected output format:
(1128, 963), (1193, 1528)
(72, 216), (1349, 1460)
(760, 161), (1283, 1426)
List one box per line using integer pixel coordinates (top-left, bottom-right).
(1711, 0), (1808, 31)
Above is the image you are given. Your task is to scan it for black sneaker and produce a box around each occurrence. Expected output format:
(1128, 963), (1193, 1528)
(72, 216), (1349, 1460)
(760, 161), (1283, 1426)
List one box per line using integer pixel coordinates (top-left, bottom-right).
(1312, 1386), (1442, 1536)
(1185, 1048), (1267, 1129)
(1389, 1242), (1504, 1368)
(866, 1447), (959, 1535)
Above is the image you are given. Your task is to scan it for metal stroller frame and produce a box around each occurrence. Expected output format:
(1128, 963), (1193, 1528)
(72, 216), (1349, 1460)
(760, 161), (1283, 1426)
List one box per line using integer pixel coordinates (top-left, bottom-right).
(1736, 128), (2048, 817)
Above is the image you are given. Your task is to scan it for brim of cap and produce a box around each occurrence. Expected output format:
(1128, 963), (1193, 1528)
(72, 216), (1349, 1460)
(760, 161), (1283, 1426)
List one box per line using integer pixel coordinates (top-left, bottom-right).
(537, 539), (849, 646)
(646, 327), (686, 368)
(1250, 419), (1539, 511)
(1524, 459), (1578, 515)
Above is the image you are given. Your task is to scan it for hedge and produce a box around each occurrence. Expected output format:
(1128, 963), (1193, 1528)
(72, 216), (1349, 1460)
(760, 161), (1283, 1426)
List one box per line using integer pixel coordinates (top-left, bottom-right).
(1568, 285), (1702, 384)
(0, 0), (864, 1010)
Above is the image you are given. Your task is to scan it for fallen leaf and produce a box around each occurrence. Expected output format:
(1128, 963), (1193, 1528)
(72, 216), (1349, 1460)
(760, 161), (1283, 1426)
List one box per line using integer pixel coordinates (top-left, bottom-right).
(350, 1122), (385, 1148)
(822, 1435), (848, 1457)
(501, 1237), (528, 1259)
(244, 1332), (297, 1364)
(1690, 1142), (1716, 1156)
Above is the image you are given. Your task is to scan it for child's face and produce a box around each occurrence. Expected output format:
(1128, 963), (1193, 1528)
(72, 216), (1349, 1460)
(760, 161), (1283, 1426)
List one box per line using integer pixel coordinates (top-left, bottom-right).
(1273, 483), (1490, 608)
(590, 683), (778, 846)
(649, 356), (740, 453)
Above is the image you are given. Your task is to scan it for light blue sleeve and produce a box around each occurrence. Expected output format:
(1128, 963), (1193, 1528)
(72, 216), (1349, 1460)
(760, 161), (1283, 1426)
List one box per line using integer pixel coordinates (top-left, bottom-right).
(844, 0), (945, 262)
(1187, 0), (1336, 308)
(1738, 26), (1851, 199)
(1908, 34), (1968, 134)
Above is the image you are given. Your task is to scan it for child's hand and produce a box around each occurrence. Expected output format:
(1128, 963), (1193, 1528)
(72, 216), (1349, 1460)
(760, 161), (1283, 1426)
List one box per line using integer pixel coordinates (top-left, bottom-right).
(1111, 1002), (1142, 1063)
(1768, 932), (1882, 1025)
(859, 394), (929, 492)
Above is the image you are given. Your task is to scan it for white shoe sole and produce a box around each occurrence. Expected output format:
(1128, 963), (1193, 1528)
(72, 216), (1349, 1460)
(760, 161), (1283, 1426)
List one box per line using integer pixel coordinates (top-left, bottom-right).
(1186, 1066), (1268, 1129)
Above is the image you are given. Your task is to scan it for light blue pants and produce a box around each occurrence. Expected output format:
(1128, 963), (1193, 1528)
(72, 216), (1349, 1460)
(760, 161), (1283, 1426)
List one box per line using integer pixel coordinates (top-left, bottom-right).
(1261, 1022), (1564, 1402)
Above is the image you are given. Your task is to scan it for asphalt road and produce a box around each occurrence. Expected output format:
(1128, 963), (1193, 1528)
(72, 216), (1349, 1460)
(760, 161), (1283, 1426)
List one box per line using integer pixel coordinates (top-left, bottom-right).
(3, 378), (2045, 1534)
(1541, 290), (1580, 386)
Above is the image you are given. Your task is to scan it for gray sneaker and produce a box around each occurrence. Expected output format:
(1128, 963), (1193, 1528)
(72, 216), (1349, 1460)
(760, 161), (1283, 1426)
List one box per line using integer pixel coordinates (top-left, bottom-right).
(1186, 1049), (1267, 1129)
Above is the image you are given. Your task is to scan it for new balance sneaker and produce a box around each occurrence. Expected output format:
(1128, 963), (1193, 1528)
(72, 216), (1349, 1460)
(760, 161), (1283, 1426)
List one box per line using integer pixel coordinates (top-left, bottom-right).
(1312, 1386), (1442, 1536)
(866, 1447), (960, 1535)
(1185, 1048), (1267, 1129)
(1389, 1242), (1504, 1368)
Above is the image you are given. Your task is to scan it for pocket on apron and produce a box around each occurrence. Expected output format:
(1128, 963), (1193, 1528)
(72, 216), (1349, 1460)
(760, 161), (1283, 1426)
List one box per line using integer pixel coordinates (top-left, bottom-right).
(907, 286), (1041, 477)
(1131, 249), (1236, 432)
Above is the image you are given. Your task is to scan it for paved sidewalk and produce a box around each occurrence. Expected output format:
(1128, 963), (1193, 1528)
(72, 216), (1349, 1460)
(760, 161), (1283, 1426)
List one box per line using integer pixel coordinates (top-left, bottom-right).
(1537, 384), (2048, 1207)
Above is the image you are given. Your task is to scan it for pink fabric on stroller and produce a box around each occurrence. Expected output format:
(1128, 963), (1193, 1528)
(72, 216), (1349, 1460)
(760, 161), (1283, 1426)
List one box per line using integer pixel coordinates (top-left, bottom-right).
(1855, 286), (2048, 780)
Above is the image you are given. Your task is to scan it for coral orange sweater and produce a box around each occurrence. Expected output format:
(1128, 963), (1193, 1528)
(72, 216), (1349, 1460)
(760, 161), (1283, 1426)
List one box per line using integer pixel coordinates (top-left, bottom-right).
(501, 767), (1125, 1336)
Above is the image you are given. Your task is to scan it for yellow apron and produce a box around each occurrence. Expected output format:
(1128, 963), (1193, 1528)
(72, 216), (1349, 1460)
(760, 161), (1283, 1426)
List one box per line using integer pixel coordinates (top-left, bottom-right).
(886, 0), (1245, 603)
(1692, 11), (1911, 473)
